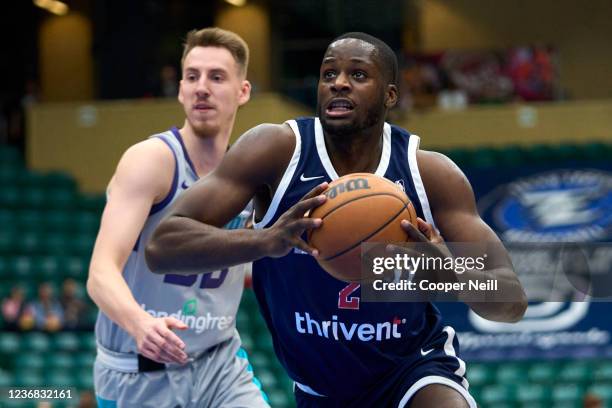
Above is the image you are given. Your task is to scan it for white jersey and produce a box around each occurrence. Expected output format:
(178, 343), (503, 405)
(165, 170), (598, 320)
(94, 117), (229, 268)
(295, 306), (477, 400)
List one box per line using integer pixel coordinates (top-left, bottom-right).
(95, 127), (249, 356)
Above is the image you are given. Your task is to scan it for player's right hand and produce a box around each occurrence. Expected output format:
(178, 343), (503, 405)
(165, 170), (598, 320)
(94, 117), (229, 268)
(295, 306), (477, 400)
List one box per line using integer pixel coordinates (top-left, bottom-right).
(264, 182), (328, 258)
(132, 315), (189, 364)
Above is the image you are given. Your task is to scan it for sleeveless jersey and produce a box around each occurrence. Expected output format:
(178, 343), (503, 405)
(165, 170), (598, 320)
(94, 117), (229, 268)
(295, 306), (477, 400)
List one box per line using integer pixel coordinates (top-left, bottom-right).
(252, 117), (448, 400)
(95, 127), (248, 356)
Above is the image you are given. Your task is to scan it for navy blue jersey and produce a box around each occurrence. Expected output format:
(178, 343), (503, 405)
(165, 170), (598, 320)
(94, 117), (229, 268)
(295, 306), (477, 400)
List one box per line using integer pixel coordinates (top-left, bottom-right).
(252, 117), (463, 401)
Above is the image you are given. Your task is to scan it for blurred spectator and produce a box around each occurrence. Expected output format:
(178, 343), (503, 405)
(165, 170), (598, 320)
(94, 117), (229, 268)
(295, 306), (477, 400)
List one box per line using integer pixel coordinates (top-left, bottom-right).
(78, 390), (96, 408)
(584, 393), (603, 408)
(60, 278), (89, 330)
(19, 282), (63, 331)
(1, 286), (25, 330)
(159, 64), (178, 98)
(507, 45), (556, 101)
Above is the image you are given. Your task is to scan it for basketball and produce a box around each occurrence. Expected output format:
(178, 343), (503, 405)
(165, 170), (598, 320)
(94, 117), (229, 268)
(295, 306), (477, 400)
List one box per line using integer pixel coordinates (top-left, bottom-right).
(307, 173), (417, 282)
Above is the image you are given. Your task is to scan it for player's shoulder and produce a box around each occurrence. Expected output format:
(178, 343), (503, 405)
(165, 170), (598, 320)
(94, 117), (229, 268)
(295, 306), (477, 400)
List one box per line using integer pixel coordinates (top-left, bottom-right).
(230, 122), (295, 161)
(237, 122), (294, 146)
(111, 137), (175, 192)
(417, 149), (462, 176)
(417, 149), (474, 203)
(119, 138), (174, 170)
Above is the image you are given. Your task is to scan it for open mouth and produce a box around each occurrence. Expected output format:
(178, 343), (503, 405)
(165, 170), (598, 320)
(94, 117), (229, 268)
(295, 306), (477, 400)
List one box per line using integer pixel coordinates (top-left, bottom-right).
(325, 99), (354, 117)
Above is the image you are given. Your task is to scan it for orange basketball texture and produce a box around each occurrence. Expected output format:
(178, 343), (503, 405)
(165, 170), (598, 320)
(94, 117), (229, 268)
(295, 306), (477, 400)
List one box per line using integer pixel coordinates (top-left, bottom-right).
(307, 173), (417, 282)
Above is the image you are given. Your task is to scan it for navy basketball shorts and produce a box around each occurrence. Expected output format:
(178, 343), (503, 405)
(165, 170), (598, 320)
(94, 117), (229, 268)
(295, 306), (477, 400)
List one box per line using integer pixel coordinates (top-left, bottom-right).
(294, 326), (477, 408)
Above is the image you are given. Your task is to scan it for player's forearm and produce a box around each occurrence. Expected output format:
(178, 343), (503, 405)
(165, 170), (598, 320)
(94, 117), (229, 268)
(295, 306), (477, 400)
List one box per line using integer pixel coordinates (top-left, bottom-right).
(146, 215), (272, 275)
(459, 267), (527, 323)
(87, 265), (151, 335)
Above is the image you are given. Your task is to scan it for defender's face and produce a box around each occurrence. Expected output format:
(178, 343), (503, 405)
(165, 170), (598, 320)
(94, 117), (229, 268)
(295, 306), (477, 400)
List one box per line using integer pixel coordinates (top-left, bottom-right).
(317, 39), (389, 137)
(178, 46), (250, 137)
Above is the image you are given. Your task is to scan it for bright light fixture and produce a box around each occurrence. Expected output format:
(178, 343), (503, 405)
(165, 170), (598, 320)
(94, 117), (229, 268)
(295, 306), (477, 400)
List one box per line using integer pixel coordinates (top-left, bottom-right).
(224, 0), (246, 6)
(33, 0), (69, 16)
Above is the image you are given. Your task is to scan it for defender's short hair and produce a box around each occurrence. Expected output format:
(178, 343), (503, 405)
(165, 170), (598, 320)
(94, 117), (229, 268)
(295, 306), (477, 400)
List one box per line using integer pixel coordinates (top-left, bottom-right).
(181, 27), (249, 76)
(331, 32), (398, 86)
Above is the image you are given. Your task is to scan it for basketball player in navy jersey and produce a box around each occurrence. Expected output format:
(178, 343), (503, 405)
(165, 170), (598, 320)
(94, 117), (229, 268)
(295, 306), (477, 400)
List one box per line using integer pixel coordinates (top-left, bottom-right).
(147, 32), (527, 407)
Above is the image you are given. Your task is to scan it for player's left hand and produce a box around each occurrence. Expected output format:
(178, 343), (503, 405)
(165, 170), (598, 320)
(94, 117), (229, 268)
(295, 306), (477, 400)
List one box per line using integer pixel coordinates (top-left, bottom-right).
(401, 217), (444, 244)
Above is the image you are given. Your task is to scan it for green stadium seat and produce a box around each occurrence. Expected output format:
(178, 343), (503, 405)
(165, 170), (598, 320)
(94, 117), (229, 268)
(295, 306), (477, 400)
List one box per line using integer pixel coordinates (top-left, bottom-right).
(62, 256), (88, 279)
(0, 333), (20, 355)
(0, 228), (15, 254)
(240, 333), (254, 350)
(0, 187), (20, 208)
(0, 146), (21, 164)
(0, 165), (20, 187)
(0, 209), (14, 229)
(466, 362), (493, 387)
(9, 256), (36, 280)
(516, 383), (551, 405)
(496, 145), (526, 167)
(79, 332), (97, 351)
(527, 361), (558, 383)
(76, 352), (96, 369)
(470, 147), (498, 168)
(69, 233), (95, 257)
(267, 389), (291, 407)
(36, 256), (60, 280)
(444, 148), (472, 167)
(45, 210), (72, 233)
(42, 233), (70, 255)
(45, 353), (76, 370)
(525, 144), (556, 163)
(249, 350), (273, 370)
(14, 370), (45, 387)
(16, 210), (45, 232)
(19, 172), (47, 189)
(254, 333), (275, 353)
(256, 367), (279, 389)
(496, 363), (526, 383)
(582, 142), (610, 162)
(16, 232), (44, 255)
(0, 256), (9, 279)
(45, 370), (75, 387)
(74, 211), (99, 234)
(558, 361), (593, 383)
(16, 354), (45, 370)
(480, 384), (515, 405)
(594, 361), (612, 382)
(44, 171), (77, 191)
(53, 332), (80, 352)
(587, 383), (612, 401)
(46, 189), (77, 210)
(552, 383), (585, 404)
(75, 369), (94, 390)
(24, 333), (51, 353)
(0, 369), (12, 387)
(76, 193), (106, 213)
(21, 187), (46, 209)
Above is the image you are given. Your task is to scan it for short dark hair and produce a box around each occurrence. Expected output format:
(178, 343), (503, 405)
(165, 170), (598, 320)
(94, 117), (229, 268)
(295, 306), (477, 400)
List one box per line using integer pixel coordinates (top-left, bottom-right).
(182, 27), (249, 77)
(331, 32), (398, 86)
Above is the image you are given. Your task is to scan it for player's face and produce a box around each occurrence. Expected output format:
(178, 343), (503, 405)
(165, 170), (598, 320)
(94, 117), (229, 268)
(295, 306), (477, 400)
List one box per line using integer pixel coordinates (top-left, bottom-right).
(317, 39), (392, 137)
(178, 46), (250, 138)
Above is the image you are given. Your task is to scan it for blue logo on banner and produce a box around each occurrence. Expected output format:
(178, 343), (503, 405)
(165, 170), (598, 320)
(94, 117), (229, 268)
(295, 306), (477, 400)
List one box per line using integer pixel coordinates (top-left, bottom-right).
(479, 170), (612, 242)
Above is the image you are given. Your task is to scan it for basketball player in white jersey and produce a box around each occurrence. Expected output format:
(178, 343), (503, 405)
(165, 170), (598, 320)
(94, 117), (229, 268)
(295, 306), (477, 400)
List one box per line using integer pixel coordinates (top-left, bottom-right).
(87, 28), (269, 407)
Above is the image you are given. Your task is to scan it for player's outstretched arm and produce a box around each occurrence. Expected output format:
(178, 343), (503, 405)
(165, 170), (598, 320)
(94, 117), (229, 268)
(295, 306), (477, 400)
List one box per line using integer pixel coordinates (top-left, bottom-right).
(87, 140), (188, 364)
(145, 124), (327, 275)
(416, 150), (528, 323)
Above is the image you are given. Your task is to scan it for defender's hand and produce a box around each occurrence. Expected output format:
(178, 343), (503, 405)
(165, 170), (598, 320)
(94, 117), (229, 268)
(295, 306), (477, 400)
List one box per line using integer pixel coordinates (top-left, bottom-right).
(264, 182), (328, 258)
(132, 314), (189, 364)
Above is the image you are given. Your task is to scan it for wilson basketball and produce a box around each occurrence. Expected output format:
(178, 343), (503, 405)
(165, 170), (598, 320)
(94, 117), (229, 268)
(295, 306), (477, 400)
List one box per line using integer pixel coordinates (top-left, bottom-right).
(307, 173), (417, 282)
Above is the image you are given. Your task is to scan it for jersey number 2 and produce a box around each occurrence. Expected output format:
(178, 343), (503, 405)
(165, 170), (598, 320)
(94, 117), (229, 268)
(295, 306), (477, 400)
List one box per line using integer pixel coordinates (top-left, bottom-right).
(163, 269), (228, 289)
(338, 283), (360, 310)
